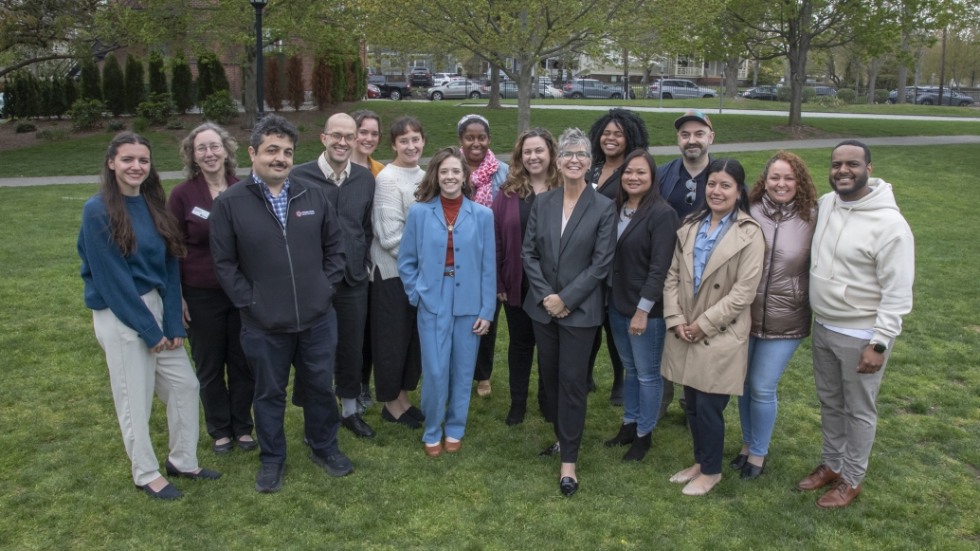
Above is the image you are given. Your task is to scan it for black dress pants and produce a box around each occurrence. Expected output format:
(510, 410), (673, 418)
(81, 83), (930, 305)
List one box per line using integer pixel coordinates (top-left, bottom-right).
(370, 269), (421, 403)
(682, 385), (731, 475)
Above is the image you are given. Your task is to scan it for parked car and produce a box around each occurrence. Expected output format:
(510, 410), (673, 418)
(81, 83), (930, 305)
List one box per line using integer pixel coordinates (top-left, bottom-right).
(427, 79), (488, 100)
(367, 74), (412, 100)
(742, 85), (778, 101)
(498, 78), (556, 99)
(646, 79), (717, 99)
(366, 84), (381, 99)
(887, 86), (974, 106)
(410, 67), (433, 87)
(812, 86), (837, 97)
(432, 72), (460, 86)
(562, 79), (633, 99)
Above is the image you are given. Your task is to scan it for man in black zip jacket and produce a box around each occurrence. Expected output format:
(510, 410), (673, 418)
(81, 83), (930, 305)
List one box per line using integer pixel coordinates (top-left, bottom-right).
(210, 115), (351, 493)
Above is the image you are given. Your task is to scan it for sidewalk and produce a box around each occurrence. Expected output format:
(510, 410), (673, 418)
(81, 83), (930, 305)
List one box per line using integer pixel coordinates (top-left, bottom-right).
(2, 135), (979, 187)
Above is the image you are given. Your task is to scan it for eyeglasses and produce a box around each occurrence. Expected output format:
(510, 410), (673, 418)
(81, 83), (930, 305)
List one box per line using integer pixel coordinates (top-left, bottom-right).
(194, 143), (223, 154)
(559, 151), (591, 160)
(326, 132), (356, 143)
(684, 178), (697, 205)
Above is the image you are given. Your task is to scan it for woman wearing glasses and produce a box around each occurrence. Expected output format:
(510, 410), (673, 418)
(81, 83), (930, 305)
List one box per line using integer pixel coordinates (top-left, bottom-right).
(167, 123), (256, 455)
(398, 148), (496, 457)
(456, 114), (509, 398)
(661, 158), (764, 496)
(522, 128), (616, 496)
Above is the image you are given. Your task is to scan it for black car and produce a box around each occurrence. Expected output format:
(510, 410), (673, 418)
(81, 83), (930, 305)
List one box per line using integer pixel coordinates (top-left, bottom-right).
(887, 86), (975, 106)
(410, 68), (433, 88)
(367, 74), (412, 100)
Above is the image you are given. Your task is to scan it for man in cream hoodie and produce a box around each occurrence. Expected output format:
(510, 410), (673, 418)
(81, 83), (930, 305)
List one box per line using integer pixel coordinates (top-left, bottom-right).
(798, 140), (914, 509)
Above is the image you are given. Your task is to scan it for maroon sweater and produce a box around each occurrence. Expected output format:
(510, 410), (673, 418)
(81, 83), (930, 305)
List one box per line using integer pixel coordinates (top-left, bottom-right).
(166, 172), (240, 289)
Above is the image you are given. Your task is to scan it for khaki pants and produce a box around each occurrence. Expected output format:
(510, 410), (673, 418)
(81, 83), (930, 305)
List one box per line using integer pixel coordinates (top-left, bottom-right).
(93, 290), (200, 486)
(812, 323), (889, 486)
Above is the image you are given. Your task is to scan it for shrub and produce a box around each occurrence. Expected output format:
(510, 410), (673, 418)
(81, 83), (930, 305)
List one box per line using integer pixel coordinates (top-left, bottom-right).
(802, 87), (817, 103)
(48, 77), (69, 119)
(201, 90), (237, 124)
(837, 88), (856, 103)
(311, 56), (333, 109)
(148, 52), (168, 96)
(874, 89), (889, 104)
(36, 128), (69, 141)
(106, 120), (126, 132)
(15, 122), (37, 133)
(171, 55), (194, 114)
(776, 86), (792, 102)
(265, 55), (284, 111)
(197, 54), (216, 102)
(331, 60), (346, 106)
(69, 99), (105, 131)
(286, 55), (305, 110)
(124, 54), (145, 114)
(135, 92), (176, 125)
(212, 57), (230, 92)
(64, 77), (78, 111)
(165, 117), (184, 130)
(351, 57), (366, 101)
(816, 95), (845, 108)
(132, 117), (149, 133)
(80, 57), (102, 101)
(102, 54), (126, 116)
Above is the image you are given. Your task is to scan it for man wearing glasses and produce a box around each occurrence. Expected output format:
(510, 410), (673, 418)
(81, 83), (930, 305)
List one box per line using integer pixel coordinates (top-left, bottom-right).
(658, 110), (714, 217)
(656, 110), (715, 420)
(291, 113), (377, 439)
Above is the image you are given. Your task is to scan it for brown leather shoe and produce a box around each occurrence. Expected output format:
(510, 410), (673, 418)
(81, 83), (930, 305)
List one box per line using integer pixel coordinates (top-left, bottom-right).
(797, 464), (841, 491)
(424, 443), (442, 458)
(816, 479), (862, 509)
(444, 439), (462, 453)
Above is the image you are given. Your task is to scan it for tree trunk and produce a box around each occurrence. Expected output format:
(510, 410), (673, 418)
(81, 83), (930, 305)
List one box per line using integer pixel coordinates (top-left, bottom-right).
(896, 31), (910, 104)
(241, 44), (257, 130)
(516, 63), (534, 133)
(622, 47), (630, 99)
(867, 57), (882, 104)
(488, 60), (501, 109)
(725, 54), (740, 97)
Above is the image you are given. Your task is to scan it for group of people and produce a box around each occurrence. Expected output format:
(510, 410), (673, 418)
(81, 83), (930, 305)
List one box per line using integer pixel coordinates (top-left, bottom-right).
(78, 105), (913, 508)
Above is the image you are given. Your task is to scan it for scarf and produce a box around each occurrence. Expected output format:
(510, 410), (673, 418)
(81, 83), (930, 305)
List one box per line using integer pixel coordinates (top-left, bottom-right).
(471, 149), (500, 207)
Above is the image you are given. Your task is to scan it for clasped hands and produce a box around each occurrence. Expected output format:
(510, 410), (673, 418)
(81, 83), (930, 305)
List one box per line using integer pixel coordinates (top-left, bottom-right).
(543, 294), (570, 319)
(674, 322), (705, 343)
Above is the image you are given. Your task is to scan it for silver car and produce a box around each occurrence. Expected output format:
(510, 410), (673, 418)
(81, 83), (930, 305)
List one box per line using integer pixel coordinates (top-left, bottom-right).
(498, 78), (556, 99)
(428, 79), (488, 100)
(646, 79), (718, 99)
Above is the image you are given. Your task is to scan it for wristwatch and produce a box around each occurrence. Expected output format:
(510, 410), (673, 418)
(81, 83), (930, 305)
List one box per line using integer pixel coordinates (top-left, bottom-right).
(870, 342), (887, 354)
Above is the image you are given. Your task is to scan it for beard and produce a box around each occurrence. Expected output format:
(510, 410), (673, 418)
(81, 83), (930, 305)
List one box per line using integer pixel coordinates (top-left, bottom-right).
(682, 145), (705, 161)
(830, 171), (869, 197)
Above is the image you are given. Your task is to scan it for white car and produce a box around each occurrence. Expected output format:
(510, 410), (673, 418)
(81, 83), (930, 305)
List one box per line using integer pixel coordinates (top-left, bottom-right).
(432, 73), (461, 87)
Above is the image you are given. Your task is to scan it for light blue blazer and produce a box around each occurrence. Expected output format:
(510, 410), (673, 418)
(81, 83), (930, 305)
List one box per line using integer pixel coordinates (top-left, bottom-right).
(398, 196), (496, 320)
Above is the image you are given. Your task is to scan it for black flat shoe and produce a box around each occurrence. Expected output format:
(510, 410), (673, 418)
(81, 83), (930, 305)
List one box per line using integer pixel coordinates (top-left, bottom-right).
(559, 476), (578, 497)
(539, 442), (560, 457)
(213, 439), (233, 454)
(741, 459), (766, 480)
(236, 435), (258, 452)
(135, 482), (183, 500)
(381, 406), (422, 429)
(505, 402), (526, 426)
(405, 405), (426, 422)
(165, 460), (222, 480)
(730, 453), (749, 471)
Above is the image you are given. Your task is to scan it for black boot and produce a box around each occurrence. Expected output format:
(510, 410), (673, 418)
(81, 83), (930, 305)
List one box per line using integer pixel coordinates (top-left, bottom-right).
(604, 422), (636, 447)
(505, 401), (526, 426)
(623, 432), (652, 461)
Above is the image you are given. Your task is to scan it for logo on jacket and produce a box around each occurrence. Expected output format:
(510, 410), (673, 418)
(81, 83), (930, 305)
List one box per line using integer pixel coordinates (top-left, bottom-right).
(295, 209), (316, 217)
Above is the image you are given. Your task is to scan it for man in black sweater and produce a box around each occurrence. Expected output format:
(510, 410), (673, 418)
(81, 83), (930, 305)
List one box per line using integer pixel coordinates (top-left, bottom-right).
(290, 113), (377, 438)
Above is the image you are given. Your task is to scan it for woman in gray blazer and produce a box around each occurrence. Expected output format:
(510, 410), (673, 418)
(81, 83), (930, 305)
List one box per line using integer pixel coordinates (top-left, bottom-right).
(522, 128), (617, 497)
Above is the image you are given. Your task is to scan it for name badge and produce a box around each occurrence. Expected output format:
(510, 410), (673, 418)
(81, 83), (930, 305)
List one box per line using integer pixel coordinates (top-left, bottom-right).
(191, 206), (210, 220)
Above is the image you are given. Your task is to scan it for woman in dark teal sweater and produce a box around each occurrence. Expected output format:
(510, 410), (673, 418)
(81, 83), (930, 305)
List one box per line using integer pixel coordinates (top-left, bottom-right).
(78, 132), (220, 500)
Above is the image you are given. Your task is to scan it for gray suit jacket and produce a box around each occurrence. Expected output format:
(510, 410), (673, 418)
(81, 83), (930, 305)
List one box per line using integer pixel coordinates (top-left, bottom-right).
(521, 185), (616, 327)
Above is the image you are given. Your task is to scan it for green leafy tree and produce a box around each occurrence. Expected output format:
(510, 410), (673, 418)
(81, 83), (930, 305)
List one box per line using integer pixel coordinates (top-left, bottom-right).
(80, 57), (102, 101)
(124, 54), (145, 114)
(311, 56), (333, 109)
(286, 55), (305, 110)
(0, 0), (111, 78)
(148, 52), (168, 96)
(265, 55), (284, 112)
(49, 76), (69, 119)
(101, 54), (126, 116)
(331, 59), (346, 107)
(211, 57), (230, 92)
(196, 53), (216, 103)
(170, 55), (194, 113)
(64, 75), (78, 111)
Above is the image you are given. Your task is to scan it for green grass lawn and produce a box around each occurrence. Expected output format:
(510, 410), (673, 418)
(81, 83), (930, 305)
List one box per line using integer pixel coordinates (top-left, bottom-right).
(0, 100), (978, 178)
(0, 145), (977, 550)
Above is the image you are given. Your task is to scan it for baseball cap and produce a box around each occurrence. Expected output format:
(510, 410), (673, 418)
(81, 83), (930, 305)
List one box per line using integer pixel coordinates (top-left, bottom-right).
(674, 110), (713, 130)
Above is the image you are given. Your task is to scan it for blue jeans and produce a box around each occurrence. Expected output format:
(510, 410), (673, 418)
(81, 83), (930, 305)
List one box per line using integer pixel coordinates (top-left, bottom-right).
(737, 337), (801, 457)
(608, 307), (665, 436)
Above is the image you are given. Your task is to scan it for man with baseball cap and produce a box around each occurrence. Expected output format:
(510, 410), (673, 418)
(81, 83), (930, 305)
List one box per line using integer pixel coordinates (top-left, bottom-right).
(656, 110), (715, 420)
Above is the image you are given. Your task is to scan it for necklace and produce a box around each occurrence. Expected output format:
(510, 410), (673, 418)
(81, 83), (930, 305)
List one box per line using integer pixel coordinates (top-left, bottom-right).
(446, 211), (460, 232)
(623, 207), (636, 219)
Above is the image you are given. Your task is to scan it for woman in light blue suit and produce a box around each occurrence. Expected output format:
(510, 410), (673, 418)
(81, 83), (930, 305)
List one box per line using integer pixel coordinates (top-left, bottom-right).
(399, 148), (496, 457)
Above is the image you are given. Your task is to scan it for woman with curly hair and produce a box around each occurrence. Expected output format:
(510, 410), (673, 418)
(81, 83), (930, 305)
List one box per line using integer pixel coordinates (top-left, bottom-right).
(492, 128), (562, 425)
(79, 132), (220, 500)
(731, 151), (818, 480)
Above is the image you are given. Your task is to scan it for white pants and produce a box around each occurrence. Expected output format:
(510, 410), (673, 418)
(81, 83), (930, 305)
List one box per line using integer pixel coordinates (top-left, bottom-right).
(92, 290), (201, 486)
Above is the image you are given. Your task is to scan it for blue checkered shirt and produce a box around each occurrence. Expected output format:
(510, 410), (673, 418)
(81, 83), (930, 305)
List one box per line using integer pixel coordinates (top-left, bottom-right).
(254, 173), (290, 227)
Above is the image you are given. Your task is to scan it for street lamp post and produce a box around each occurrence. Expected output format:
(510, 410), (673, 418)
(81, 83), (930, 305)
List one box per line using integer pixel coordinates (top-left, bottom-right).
(250, 0), (268, 120)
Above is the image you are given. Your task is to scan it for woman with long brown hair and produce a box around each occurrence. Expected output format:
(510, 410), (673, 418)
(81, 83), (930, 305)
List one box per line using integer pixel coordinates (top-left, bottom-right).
(79, 132), (219, 500)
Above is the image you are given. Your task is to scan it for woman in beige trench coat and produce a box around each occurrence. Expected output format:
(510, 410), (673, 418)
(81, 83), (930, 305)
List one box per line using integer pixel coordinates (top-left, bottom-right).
(661, 158), (764, 496)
